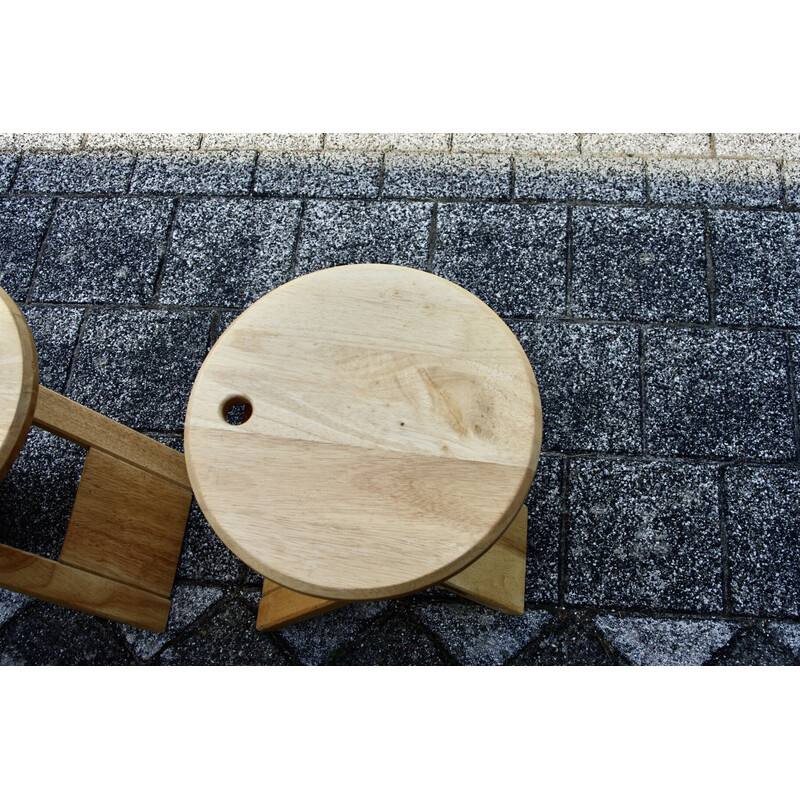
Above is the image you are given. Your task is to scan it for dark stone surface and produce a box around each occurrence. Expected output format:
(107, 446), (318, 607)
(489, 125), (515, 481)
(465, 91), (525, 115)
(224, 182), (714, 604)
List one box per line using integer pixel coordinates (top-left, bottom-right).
(156, 598), (296, 665)
(0, 428), (84, 560)
(0, 197), (53, 302)
(433, 203), (566, 317)
(130, 151), (255, 195)
(14, 151), (134, 194)
(67, 308), (212, 431)
(705, 626), (796, 666)
(510, 321), (641, 454)
(176, 500), (246, 583)
(648, 158), (781, 207)
(571, 206), (708, 323)
(644, 328), (794, 460)
(254, 152), (381, 198)
(515, 156), (645, 203)
(509, 613), (621, 665)
(32, 198), (173, 303)
(0, 601), (134, 665)
(296, 200), (432, 274)
(567, 459), (722, 612)
(20, 305), (84, 391)
(329, 613), (453, 665)
(383, 153), (511, 199)
(525, 456), (562, 605)
(710, 210), (800, 326)
(275, 601), (389, 665)
(0, 153), (18, 192)
(412, 602), (551, 665)
(159, 198), (301, 306)
(726, 466), (800, 617)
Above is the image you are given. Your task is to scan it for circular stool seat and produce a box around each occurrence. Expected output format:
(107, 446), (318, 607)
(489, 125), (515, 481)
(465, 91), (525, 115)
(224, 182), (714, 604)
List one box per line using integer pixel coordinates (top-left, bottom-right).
(184, 264), (542, 601)
(0, 287), (38, 482)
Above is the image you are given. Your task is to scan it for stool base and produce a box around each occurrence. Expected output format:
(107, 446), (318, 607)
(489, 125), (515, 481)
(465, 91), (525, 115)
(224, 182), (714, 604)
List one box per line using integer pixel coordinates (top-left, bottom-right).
(256, 504), (528, 632)
(0, 387), (191, 632)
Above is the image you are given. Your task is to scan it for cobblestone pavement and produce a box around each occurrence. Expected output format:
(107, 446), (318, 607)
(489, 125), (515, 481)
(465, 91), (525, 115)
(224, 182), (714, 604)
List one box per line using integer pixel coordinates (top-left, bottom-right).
(1, 132), (799, 666)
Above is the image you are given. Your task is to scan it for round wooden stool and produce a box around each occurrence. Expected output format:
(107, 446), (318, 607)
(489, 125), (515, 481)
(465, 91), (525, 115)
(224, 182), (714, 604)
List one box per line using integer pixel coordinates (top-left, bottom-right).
(0, 286), (191, 632)
(184, 263), (542, 630)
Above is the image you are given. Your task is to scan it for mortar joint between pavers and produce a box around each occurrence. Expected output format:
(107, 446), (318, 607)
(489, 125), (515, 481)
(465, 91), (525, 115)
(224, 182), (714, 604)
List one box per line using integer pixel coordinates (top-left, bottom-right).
(703, 209), (717, 326)
(24, 196), (60, 304)
(289, 199), (306, 278)
(148, 197), (181, 307)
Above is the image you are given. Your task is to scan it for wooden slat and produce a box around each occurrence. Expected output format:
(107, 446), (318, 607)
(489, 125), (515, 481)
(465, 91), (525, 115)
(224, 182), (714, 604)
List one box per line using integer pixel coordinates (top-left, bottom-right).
(256, 578), (345, 632)
(33, 386), (190, 490)
(0, 542), (171, 631)
(441, 504), (527, 614)
(255, 504), (528, 631)
(59, 448), (191, 598)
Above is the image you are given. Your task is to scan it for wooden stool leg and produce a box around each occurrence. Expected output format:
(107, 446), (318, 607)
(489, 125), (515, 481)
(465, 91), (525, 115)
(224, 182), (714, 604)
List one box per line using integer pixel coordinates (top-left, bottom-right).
(255, 504), (528, 631)
(0, 386), (192, 632)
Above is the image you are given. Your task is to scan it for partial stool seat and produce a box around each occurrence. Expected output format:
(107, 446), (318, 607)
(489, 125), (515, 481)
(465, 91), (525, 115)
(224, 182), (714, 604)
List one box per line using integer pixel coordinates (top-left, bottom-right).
(0, 286), (191, 632)
(184, 264), (542, 631)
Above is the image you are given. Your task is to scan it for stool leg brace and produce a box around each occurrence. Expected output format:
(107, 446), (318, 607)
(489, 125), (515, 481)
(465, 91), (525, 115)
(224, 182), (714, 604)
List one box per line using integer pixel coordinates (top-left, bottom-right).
(0, 387), (191, 632)
(256, 503), (528, 632)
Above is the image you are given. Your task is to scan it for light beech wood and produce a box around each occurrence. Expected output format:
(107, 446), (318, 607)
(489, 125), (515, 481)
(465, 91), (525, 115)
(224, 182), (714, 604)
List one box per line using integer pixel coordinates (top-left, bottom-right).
(255, 504), (529, 631)
(34, 386), (190, 490)
(59, 448), (192, 598)
(0, 542), (171, 631)
(186, 264), (542, 602)
(0, 287), (38, 482)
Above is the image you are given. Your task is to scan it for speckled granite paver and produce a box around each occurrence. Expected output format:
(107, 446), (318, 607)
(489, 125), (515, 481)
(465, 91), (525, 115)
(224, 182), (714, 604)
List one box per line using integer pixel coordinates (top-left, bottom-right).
(1, 132), (800, 666)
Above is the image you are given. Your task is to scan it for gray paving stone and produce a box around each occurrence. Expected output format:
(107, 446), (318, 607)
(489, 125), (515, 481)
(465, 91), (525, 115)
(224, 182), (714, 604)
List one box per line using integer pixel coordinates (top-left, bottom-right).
(582, 133), (712, 157)
(726, 466), (800, 617)
(452, 133), (579, 155)
(0, 134), (13, 150)
(644, 328), (794, 460)
(156, 599), (295, 665)
(202, 133), (323, 151)
(159, 199), (301, 306)
(329, 613), (452, 665)
(572, 206), (708, 323)
(433, 203), (566, 317)
(176, 499), (246, 582)
(118, 584), (224, 661)
(254, 151), (381, 198)
(715, 133), (800, 159)
(130, 151), (255, 195)
(383, 153), (510, 199)
(14, 151), (134, 194)
(710, 210), (800, 326)
(412, 602), (551, 665)
(276, 601), (389, 665)
(326, 133), (450, 151)
(296, 200), (432, 274)
(594, 615), (739, 665)
(86, 133), (201, 150)
(0, 197), (53, 302)
(0, 153), (17, 191)
(567, 459), (722, 612)
(525, 456), (561, 605)
(511, 322), (641, 453)
(20, 305), (84, 391)
(782, 161), (800, 206)
(0, 589), (30, 628)
(67, 308), (212, 431)
(10, 133), (83, 151)
(705, 626), (796, 665)
(768, 622), (800, 660)
(648, 157), (781, 207)
(32, 198), (172, 303)
(509, 614), (621, 665)
(0, 427), (83, 560)
(0, 601), (133, 665)
(515, 156), (646, 203)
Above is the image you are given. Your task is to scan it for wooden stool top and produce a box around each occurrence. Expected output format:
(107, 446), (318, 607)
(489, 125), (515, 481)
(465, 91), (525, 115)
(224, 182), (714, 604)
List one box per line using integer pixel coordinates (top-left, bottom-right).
(184, 264), (542, 601)
(0, 287), (38, 481)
